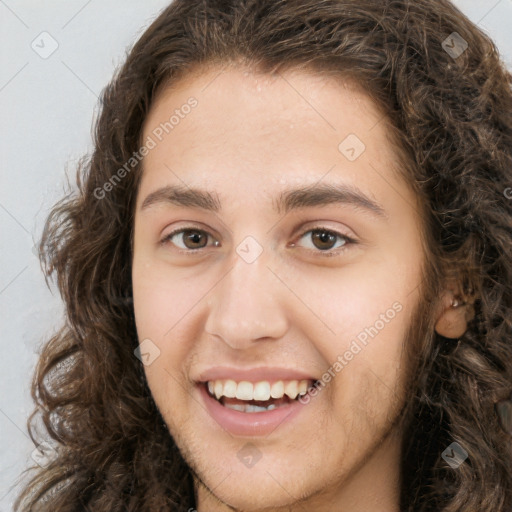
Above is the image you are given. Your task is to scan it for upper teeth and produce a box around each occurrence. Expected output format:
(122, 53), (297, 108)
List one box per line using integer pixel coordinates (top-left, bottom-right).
(207, 379), (310, 401)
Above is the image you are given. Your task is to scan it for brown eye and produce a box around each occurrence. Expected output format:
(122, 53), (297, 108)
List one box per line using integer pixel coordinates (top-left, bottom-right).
(161, 228), (216, 251)
(294, 227), (356, 255)
(311, 230), (339, 250)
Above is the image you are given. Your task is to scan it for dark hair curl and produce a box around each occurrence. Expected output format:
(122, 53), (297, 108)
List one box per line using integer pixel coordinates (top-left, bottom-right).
(13, 0), (512, 511)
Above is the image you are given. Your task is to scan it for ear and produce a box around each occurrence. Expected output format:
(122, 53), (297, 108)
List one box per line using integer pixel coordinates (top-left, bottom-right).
(434, 278), (475, 339)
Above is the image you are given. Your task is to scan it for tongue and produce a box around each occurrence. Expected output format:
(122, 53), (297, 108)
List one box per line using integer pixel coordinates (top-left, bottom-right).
(221, 395), (291, 407)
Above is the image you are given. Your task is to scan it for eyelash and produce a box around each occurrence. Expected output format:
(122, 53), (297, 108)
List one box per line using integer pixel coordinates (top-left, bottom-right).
(160, 225), (357, 257)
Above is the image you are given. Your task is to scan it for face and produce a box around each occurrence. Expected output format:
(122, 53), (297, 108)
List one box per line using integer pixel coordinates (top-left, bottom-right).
(132, 66), (428, 511)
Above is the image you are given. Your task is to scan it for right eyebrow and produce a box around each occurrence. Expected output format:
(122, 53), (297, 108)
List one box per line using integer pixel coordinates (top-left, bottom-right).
(140, 185), (221, 212)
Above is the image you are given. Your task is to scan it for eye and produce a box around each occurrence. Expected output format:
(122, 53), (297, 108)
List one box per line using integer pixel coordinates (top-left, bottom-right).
(160, 225), (357, 257)
(160, 227), (219, 252)
(292, 227), (357, 256)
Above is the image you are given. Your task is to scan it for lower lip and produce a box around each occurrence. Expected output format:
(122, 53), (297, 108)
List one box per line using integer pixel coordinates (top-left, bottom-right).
(198, 383), (311, 437)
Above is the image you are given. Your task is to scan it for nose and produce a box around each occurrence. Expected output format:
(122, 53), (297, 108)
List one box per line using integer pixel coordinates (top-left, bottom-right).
(204, 248), (289, 350)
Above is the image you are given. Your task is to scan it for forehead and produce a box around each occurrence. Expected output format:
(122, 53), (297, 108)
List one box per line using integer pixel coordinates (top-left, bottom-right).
(137, 66), (419, 220)
(142, 66), (385, 154)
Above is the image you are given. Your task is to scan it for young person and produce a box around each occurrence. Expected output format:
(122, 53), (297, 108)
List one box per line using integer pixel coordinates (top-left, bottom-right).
(16, 1), (512, 510)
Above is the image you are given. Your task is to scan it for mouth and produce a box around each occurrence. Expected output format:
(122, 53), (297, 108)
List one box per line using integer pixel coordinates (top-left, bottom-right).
(203, 378), (318, 412)
(197, 378), (320, 436)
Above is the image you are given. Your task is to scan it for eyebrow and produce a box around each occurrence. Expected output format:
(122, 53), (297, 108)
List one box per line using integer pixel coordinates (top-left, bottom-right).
(140, 183), (387, 219)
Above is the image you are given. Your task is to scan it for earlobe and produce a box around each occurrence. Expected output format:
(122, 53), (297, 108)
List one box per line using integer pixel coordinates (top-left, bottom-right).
(434, 287), (475, 339)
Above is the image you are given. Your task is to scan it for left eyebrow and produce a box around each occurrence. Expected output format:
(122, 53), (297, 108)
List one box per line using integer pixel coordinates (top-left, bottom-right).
(139, 182), (388, 220)
(274, 182), (388, 219)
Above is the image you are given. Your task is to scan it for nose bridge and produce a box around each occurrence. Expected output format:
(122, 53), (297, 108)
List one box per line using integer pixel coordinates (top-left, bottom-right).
(204, 245), (288, 348)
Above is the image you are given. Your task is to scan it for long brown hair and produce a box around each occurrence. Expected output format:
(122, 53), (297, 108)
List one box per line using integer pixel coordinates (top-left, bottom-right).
(14, 1), (512, 510)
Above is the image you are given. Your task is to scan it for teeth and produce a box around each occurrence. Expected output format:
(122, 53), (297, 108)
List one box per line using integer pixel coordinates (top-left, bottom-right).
(224, 379), (237, 398)
(224, 403), (277, 413)
(206, 378), (311, 401)
(284, 380), (298, 400)
(214, 380), (223, 400)
(235, 381), (253, 401)
(298, 380), (308, 395)
(225, 403), (246, 412)
(270, 381), (284, 399)
(253, 381), (271, 401)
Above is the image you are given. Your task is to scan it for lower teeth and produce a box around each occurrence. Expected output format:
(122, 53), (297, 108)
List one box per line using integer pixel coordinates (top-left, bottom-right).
(224, 403), (278, 413)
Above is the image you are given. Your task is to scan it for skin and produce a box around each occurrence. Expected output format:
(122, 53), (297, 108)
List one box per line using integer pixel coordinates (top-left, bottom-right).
(131, 66), (472, 512)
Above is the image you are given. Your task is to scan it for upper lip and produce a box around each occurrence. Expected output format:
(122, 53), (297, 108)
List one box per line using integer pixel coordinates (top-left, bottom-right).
(196, 366), (318, 383)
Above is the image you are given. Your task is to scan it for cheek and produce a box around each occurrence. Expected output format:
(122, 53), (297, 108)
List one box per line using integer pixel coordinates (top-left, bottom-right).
(305, 257), (418, 408)
(131, 256), (215, 403)
(296, 256), (414, 354)
(132, 255), (200, 341)
(132, 259), (196, 419)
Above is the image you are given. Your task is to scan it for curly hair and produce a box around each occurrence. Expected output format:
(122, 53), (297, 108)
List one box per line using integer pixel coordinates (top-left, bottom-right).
(13, 0), (512, 510)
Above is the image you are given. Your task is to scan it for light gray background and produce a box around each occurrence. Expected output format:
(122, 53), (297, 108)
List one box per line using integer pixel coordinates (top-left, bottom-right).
(1, 1), (511, 510)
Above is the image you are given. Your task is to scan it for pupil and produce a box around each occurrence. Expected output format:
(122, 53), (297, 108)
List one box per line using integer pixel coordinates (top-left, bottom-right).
(185, 231), (205, 248)
(313, 230), (335, 250)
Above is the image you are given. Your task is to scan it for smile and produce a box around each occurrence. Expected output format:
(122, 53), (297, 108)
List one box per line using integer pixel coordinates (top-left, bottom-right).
(198, 378), (320, 436)
(208, 378), (311, 403)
